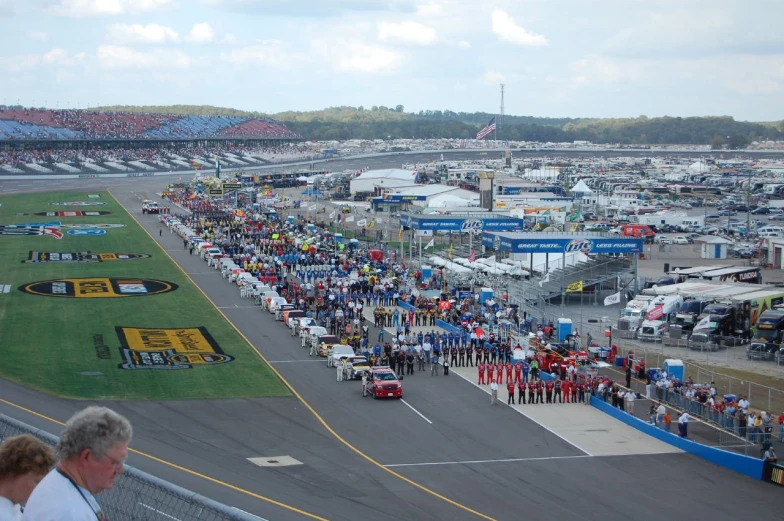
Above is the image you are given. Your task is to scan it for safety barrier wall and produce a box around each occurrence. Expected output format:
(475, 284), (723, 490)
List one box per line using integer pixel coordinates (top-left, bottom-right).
(0, 414), (267, 521)
(590, 396), (764, 480)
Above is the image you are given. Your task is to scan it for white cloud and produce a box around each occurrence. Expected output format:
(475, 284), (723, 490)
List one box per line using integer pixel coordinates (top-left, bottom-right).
(29, 31), (48, 42)
(415, 2), (442, 16)
(570, 54), (629, 85)
(203, 0), (417, 18)
(313, 39), (402, 73)
(1, 48), (85, 72)
(491, 9), (548, 47)
(185, 22), (215, 44)
(455, 40), (470, 49)
(482, 70), (524, 86)
(47, 0), (172, 17)
(97, 45), (192, 70)
(219, 42), (294, 68)
(378, 21), (437, 46)
(106, 23), (180, 44)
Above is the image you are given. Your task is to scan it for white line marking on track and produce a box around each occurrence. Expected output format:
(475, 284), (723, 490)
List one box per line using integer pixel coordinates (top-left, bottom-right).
(232, 507), (270, 521)
(217, 305), (259, 309)
(452, 371), (593, 456)
(384, 455), (593, 467)
(139, 503), (181, 521)
(268, 360), (324, 363)
(400, 399), (433, 424)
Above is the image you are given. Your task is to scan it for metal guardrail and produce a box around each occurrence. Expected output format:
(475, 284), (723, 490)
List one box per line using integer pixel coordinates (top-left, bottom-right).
(0, 414), (266, 521)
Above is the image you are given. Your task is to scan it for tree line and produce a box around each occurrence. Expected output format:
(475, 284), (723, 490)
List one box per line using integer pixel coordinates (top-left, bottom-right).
(88, 105), (784, 147)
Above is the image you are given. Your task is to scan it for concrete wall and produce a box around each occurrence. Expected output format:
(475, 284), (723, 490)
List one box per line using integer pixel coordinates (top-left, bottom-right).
(591, 396), (764, 480)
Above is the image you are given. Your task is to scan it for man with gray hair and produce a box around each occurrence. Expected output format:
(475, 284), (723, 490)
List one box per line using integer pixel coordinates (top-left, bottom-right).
(23, 406), (132, 521)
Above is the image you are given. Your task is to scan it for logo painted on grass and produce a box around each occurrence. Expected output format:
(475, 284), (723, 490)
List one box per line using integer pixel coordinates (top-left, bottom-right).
(115, 326), (233, 370)
(50, 202), (106, 206)
(59, 224), (126, 229)
(34, 211), (112, 217)
(67, 229), (107, 236)
(19, 277), (178, 298)
(0, 226), (63, 239)
(88, 195), (101, 199)
(0, 284), (10, 294)
(24, 252), (151, 263)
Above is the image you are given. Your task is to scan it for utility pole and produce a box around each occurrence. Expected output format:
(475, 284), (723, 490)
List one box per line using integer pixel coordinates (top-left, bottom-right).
(497, 83), (504, 142)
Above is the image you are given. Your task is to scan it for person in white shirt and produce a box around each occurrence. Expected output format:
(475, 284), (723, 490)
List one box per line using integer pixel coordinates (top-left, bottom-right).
(24, 407), (132, 521)
(738, 396), (750, 413)
(678, 412), (692, 438)
(0, 435), (55, 521)
(656, 404), (666, 427)
(490, 381), (499, 405)
(422, 341), (432, 363)
(626, 389), (636, 415)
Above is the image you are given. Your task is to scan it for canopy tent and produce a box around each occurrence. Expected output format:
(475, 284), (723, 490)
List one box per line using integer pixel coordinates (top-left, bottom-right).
(570, 179), (593, 194)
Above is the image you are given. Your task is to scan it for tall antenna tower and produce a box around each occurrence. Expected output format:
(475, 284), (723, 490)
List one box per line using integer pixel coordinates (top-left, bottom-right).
(497, 83), (504, 141)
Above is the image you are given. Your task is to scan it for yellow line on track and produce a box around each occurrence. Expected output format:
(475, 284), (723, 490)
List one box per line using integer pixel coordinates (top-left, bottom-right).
(3, 190), (497, 521)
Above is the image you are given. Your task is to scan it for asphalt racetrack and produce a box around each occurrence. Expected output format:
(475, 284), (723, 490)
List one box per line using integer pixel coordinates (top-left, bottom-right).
(1, 152), (784, 521)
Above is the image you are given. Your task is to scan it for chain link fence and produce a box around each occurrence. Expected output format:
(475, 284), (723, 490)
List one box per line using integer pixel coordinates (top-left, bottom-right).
(0, 414), (267, 521)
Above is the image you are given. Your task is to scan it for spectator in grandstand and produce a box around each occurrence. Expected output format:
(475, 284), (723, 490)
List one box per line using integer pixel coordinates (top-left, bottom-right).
(0, 435), (55, 520)
(23, 406), (132, 521)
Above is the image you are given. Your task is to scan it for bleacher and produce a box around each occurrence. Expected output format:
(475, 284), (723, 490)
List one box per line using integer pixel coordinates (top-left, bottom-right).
(0, 119), (83, 140)
(0, 108), (299, 140)
(53, 162), (82, 173)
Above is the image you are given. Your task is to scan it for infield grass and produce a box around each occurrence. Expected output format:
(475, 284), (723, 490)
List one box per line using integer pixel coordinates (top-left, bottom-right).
(0, 191), (290, 400)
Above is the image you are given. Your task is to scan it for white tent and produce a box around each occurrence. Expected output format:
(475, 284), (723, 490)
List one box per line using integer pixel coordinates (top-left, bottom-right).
(688, 160), (713, 172)
(571, 180), (593, 194)
(427, 194), (477, 208)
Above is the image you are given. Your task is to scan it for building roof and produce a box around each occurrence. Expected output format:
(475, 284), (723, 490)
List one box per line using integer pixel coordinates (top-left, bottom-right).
(694, 235), (734, 244)
(354, 168), (417, 181)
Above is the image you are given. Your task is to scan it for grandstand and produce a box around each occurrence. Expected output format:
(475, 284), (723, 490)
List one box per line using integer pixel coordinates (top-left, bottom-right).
(0, 106), (310, 175)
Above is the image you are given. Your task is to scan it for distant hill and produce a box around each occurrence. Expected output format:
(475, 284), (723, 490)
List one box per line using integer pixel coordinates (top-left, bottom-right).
(87, 105), (784, 147)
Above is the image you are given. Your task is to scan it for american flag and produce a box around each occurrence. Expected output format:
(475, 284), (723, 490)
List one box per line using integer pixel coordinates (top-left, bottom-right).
(476, 117), (496, 140)
(468, 250), (476, 263)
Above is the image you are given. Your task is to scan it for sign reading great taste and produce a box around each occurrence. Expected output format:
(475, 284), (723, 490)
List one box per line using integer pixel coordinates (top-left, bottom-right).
(115, 326), (234, 370)
(19, 277), (177, 298)
(24, 252), (151, 263)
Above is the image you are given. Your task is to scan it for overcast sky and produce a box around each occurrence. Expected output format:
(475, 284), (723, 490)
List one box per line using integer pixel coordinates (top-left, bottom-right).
(1, 0), (783, 121)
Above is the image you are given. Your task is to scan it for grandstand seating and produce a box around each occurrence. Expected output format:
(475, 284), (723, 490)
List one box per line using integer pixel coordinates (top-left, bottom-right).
(0, 107), (300, 140)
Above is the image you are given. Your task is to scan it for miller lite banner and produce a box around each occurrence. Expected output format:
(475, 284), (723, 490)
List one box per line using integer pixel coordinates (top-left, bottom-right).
(399, 214), (524, 232)
(482, 234), (644, 254)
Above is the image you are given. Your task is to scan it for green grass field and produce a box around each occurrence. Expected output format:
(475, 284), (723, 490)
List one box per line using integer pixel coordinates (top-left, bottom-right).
(0, 191), (290, 400)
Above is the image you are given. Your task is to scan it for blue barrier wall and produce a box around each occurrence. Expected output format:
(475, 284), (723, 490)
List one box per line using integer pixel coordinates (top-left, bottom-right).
(435, 318), (462, 333)
(590, 396), (764, 480)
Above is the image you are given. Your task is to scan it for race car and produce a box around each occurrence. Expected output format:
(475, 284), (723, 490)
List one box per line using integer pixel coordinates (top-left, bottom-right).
(367, 366), (403, 399)
(344, 356), (371, 379)
(317, 334), (340, 357)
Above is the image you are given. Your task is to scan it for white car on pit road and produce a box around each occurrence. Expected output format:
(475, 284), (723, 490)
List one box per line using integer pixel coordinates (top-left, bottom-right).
(268, 297), (289, 314)
(327, 345), (355, 367)
(304, 326), (328, 347)
(261, 291), (279, 309)
(291, 316), (316, 332)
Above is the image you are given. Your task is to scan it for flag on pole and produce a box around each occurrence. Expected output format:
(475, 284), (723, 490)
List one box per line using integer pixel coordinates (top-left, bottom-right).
(448, 243), (453, 259)
(476, 117), (497, 140)
(538, 272), (550, 287)
(425, 238), (435, 249)
(566, 281), (583, 293)
(345, 215), (354, 222)
(468, 250), (476, 263)
(603, 292), (621, 306)
(398, 227), (402, 240)
(695, 315), (711, 330)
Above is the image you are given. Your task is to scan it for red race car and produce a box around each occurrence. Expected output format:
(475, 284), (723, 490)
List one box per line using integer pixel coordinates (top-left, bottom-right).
(367, 367), (403, 399)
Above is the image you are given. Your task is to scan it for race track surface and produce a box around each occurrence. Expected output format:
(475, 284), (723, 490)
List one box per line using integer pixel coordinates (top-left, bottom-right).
(1, 153), (783, 521)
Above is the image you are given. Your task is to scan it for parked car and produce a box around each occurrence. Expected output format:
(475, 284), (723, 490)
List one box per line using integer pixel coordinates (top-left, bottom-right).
(367, 366), (403, 399)
(673, 236), (691, 245)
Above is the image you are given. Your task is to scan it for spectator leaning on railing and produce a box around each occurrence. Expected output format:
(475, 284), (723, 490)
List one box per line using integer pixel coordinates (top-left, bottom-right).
(23, 406), (132, 521)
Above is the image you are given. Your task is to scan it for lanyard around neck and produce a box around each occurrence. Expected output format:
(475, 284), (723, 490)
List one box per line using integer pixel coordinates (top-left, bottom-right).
(56, 468), (105, 521)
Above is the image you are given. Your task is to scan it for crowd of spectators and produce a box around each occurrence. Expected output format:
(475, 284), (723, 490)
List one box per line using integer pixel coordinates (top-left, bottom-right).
(0, 106), (298, 140)
(0, 142), (326, 171)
